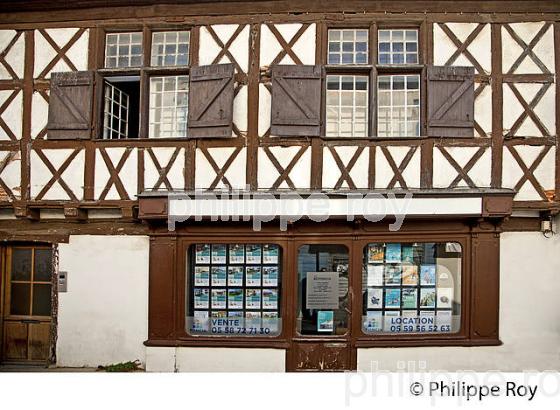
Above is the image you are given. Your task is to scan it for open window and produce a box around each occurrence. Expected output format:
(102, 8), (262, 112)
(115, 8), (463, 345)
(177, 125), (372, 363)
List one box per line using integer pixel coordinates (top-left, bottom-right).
(47, 27), (236, 140)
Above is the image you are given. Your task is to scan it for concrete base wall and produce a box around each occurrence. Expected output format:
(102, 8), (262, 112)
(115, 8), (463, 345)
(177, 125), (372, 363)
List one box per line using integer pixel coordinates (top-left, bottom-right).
(56, 235), (149, 368)
(145, 347), (286, 372)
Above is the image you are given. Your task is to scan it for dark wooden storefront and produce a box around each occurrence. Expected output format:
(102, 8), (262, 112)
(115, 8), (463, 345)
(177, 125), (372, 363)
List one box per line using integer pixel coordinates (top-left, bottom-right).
(144, 217), (502, 372)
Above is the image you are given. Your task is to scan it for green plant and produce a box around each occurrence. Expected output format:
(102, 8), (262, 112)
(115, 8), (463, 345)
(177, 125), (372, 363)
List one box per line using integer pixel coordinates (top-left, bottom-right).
(97, 360), (142, 372)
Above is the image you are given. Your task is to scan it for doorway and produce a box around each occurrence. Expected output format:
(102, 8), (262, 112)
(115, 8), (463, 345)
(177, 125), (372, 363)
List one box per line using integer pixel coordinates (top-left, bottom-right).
(287, 241), (356, 371)
(1, 245), (54, 364)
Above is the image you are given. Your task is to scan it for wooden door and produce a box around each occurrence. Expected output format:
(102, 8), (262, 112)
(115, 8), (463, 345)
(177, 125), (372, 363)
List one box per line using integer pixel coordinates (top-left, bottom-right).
(1, 246), (53, 363)
(287, 241), (356, 371)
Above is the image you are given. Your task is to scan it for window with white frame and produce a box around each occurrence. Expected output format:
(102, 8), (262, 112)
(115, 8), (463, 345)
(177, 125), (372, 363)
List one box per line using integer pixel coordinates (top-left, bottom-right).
(378, 29), (419, 65)
(103, 81), (129, 139)
(104, 32), (143, 68)
(377, 74), (420, 137)
(101, 29), (191, 139)
(327, 29), (368, 65)
(326, 75), (368, 137)
(149, 75), (189, 138)
(151, 31), (190, 66)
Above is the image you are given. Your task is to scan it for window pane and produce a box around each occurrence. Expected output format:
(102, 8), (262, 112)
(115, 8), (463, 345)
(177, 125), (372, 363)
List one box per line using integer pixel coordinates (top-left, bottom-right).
(149, 75), (189, 138)
(327, 29), (369, 65)
(362, 242), (462, 334)
(186, 244), (282, 337)
(151, 30), (190, 66)
(326, 75), (369, 138)
(376, 74), (420, 137)
(104, 32), (143, 68)
(378, 29), (418, 65)
(34, 249), (52, 282)
(11, 249), (31, 281)
(297, 244), (349, 336)
(32, 284), (52, 316)
(103, 81), (130, 139)
(10, 283), (30, 316)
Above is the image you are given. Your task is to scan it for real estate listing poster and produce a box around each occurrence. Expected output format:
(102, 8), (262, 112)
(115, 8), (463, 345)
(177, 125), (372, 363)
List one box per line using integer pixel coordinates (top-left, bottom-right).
(194, 266), (210, 286)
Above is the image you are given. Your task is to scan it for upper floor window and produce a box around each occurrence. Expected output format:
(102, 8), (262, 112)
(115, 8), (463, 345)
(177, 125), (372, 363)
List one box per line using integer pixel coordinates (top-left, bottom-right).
(104, 32), (143, 68)
(151, 30), (190, 67)
(378, 29), (418, 64)
(327, 29), (369, 65)
(324, 27), (421, 138)
(101, 29), (191, 139)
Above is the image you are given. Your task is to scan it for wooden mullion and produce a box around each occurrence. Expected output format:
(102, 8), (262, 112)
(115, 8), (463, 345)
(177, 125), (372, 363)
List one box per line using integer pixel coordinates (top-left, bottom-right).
(246, 23), (260, 190)
(21, 30), (34, 203)
(138, 69), (149, 139)
(84, 27), (99, 200)
(311, 21), (326, 189)
(491, 23), (503, 189)
(369, 22), (378, 138)
(190, 26), (200, 66)
(142, 25), (151, 67)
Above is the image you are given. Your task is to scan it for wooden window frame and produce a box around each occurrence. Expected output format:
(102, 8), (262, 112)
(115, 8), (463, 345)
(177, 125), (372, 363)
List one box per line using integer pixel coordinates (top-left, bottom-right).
(94, 24), (197, 141)
(146, 219), (501, 349)
(321, 20), (428, 140)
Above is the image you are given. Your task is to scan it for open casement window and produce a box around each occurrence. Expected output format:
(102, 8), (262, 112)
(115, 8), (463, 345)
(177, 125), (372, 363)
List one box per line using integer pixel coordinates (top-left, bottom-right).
(47, 71), (94, 140)
(187, 63), (235, 138)
(270, 65), (323, 137)
(427, 66), (475, 138)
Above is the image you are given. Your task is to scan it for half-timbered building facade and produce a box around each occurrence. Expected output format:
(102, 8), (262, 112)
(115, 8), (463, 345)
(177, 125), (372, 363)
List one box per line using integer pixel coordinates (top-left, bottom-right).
(0, 0), (559, 371)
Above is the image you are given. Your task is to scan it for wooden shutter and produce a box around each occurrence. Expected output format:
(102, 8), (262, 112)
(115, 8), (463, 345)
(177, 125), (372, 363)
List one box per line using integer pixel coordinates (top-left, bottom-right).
(271, 65), (323, 137)
(47, 71), (94, 140)
(188, 63), (235, 138)
(427, 66), (475, 138)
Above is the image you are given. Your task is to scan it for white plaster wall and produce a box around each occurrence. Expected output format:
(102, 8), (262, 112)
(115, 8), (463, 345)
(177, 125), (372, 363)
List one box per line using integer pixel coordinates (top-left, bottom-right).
(0, 89), (23, 140)
(375, 146), (420, 189)
(195, 147), (247, 190)
(30, 148), (85, 200)
(57, 235), (149, 367)
(146, 347), (285, 372)
(258, 146), (311, 189)
(358, 228), (560, 372)
(323, 146), (369, 189)
(0, 150), (21, 199)
(34, 28), (89, 79)
(143, 147), (186, 191)
(0, 30), (25, 80)
(94, 148), (137, 200)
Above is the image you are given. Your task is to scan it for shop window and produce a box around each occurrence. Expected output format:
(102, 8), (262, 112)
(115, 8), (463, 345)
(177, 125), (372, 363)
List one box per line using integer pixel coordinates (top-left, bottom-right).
(362, 242), (462, 334)
(297, 244), (349, 335)
(186, 243), (282, 336)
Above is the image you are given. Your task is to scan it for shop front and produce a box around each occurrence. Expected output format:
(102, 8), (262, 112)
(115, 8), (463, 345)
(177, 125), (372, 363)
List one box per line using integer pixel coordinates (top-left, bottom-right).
(141, 192), (508, 372)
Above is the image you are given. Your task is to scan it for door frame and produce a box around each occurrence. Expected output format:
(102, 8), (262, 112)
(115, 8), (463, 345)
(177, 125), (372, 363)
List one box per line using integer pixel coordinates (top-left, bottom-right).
(286, 236), (357, 371)
(0, 243), (55, 365)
